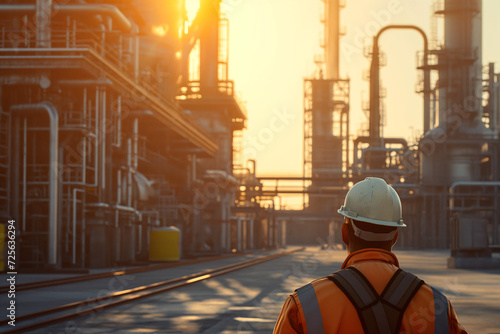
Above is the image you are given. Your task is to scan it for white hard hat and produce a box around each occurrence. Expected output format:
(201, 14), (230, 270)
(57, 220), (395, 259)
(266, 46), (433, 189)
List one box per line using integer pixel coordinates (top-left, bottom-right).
(338, 177), (405, 228)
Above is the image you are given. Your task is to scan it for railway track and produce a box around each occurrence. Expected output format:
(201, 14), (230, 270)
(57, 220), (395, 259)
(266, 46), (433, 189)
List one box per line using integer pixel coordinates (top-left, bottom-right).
(1, 247), (304, 333)
(0, 252), (246, 294)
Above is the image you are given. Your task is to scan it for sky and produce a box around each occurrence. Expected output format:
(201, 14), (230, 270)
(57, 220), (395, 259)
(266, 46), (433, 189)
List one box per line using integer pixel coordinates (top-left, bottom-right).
(223, 0), (500, 171)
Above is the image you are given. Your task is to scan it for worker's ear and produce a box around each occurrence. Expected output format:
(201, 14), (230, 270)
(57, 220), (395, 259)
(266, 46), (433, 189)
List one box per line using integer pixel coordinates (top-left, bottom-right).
(342, 222), (349, 246)
(392, 230), (399, 246)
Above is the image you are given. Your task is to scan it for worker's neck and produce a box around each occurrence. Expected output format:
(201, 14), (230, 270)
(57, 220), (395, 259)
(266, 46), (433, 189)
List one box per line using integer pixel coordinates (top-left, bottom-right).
(347, 243), (392, 254)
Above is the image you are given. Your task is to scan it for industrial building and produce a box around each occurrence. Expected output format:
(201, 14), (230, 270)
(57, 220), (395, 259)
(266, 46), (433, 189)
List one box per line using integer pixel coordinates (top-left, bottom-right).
(0, 0), (283, 269)
(0, 0), (499, 270)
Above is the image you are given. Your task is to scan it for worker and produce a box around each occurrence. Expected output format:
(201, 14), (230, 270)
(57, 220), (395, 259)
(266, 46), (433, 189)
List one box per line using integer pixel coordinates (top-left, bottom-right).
(274, 177), (468, 334)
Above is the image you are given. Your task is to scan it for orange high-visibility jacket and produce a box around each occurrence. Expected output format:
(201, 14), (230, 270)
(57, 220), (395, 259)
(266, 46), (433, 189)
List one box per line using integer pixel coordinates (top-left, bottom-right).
(274, 249), (468, 334)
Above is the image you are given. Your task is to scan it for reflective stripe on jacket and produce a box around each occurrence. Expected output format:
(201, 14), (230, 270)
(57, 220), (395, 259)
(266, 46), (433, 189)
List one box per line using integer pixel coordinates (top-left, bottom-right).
(273, 249), (468, 334)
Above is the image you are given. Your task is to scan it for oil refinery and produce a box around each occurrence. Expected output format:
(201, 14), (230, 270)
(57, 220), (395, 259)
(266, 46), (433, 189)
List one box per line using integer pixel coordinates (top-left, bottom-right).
(0, 0), (499, 272)
(1, 1), (500, 333)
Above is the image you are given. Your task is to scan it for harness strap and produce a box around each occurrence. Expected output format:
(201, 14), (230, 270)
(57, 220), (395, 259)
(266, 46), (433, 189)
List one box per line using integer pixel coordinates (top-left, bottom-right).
(296, 267), (447, 334)
(328, 267), (424, 334)
(431, 287), (450, 334)
(296, 283), (325, 334)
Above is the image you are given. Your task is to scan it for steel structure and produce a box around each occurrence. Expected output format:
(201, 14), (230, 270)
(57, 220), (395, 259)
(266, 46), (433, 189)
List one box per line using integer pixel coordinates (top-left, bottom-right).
(0, 0), (284, 270)
(300, 0), (500, 265)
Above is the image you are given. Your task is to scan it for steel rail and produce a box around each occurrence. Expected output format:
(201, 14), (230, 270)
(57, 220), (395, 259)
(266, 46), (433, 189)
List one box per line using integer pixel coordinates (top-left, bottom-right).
(2, 248), (304, 333)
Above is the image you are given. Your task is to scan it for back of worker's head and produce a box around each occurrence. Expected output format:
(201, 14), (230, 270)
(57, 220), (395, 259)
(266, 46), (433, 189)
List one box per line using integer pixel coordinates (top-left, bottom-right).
(338, 177), (405, 250)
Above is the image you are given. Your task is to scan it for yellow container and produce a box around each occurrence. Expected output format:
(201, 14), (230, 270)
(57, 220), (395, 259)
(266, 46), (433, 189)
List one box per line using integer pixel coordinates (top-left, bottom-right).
(149, 227), (181, 261)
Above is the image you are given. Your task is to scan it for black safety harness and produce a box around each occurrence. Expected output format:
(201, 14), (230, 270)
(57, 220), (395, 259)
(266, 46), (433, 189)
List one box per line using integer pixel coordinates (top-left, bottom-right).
(328, 267), (424, 334)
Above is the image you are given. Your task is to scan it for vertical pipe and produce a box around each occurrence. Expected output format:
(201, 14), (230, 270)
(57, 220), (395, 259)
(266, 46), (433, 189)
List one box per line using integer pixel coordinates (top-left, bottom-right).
(12, 117), (20, 230)
(134, 26), (139, 83)
(249, 216), (254, 249)
(325, 0), (340, 80)
(36, 0), (52, 48)
(119, 34), (123, 70)
(117, 169), (122, 205)
(72, 18), (76, 47)
(139, 219), (144, 254)
(488, 63), (497, 133)
(127, 138), (132, 206)
(83, 88), (87, 185)
(220, 221), (226, 252)
(66, 15), (70, 48)
(6, 101), (11, 218)
(133, 118), (138, 171)
(116, 96), (122, 147)
(22, 117), (27, 232)
(237, 217), (241, 251)
(199, 0), (220, 93)
(493, 187), (497, 246)
(346, 83), (350, 169)
(81, 196), (85, 268)
(423, 49), (431, 133)
(94, 86), (99, 190)
(369, 38), (381, 144)
(11, 103), (59, 267)
(101, 88), (106, 195)
(227, 220), (231, 252)
(192, 154), (197, 181)
(72, 188), (79, 265)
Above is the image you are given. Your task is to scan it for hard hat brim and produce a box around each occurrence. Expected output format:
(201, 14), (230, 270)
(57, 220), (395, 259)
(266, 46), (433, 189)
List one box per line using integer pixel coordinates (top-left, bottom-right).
(337, 208), (406, 228)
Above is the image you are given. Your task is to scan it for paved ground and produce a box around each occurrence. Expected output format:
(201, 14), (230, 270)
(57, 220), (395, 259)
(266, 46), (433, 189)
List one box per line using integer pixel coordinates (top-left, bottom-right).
(5, 247), (500, 333)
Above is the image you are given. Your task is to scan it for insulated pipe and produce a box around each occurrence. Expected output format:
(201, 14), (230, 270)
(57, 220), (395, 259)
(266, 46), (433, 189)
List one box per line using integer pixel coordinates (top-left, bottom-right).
(11, 102), (59, 268)
(36, 0), (52, 48)
(0, 4), (132, 32)
(370, 25), (430, 141)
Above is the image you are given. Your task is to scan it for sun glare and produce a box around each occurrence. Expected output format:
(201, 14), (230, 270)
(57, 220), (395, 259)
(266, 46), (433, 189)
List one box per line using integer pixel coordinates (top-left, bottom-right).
(151, 25), (169, 37)
(185, 0), (200, 24)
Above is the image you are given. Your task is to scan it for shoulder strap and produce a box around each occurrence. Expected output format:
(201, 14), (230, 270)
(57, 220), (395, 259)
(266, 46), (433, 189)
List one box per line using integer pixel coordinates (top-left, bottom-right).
(380, 269), (425, 332)
(431, 287), (450, 334)
(295, 283), (325, 334)
(329, 267), (424, 334)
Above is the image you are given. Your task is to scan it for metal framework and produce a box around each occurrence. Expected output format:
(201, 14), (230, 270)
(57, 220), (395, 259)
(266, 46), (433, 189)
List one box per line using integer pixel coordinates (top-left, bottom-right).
(303, 78), (349, 208)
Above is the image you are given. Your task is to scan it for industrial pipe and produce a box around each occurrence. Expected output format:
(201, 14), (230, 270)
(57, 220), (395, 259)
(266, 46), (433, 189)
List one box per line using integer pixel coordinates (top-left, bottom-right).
(133, 118), (138, 171)
(324, 0), (341, 80)
(0, 4), (132, 32)
(100, 88), (106, 197)
(72, 188), (85, 265)
(11, 102), (59, 268)
(36, 0), (52, 48)
(370, 25), (431, 141)
(450, 181), (500, 195)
